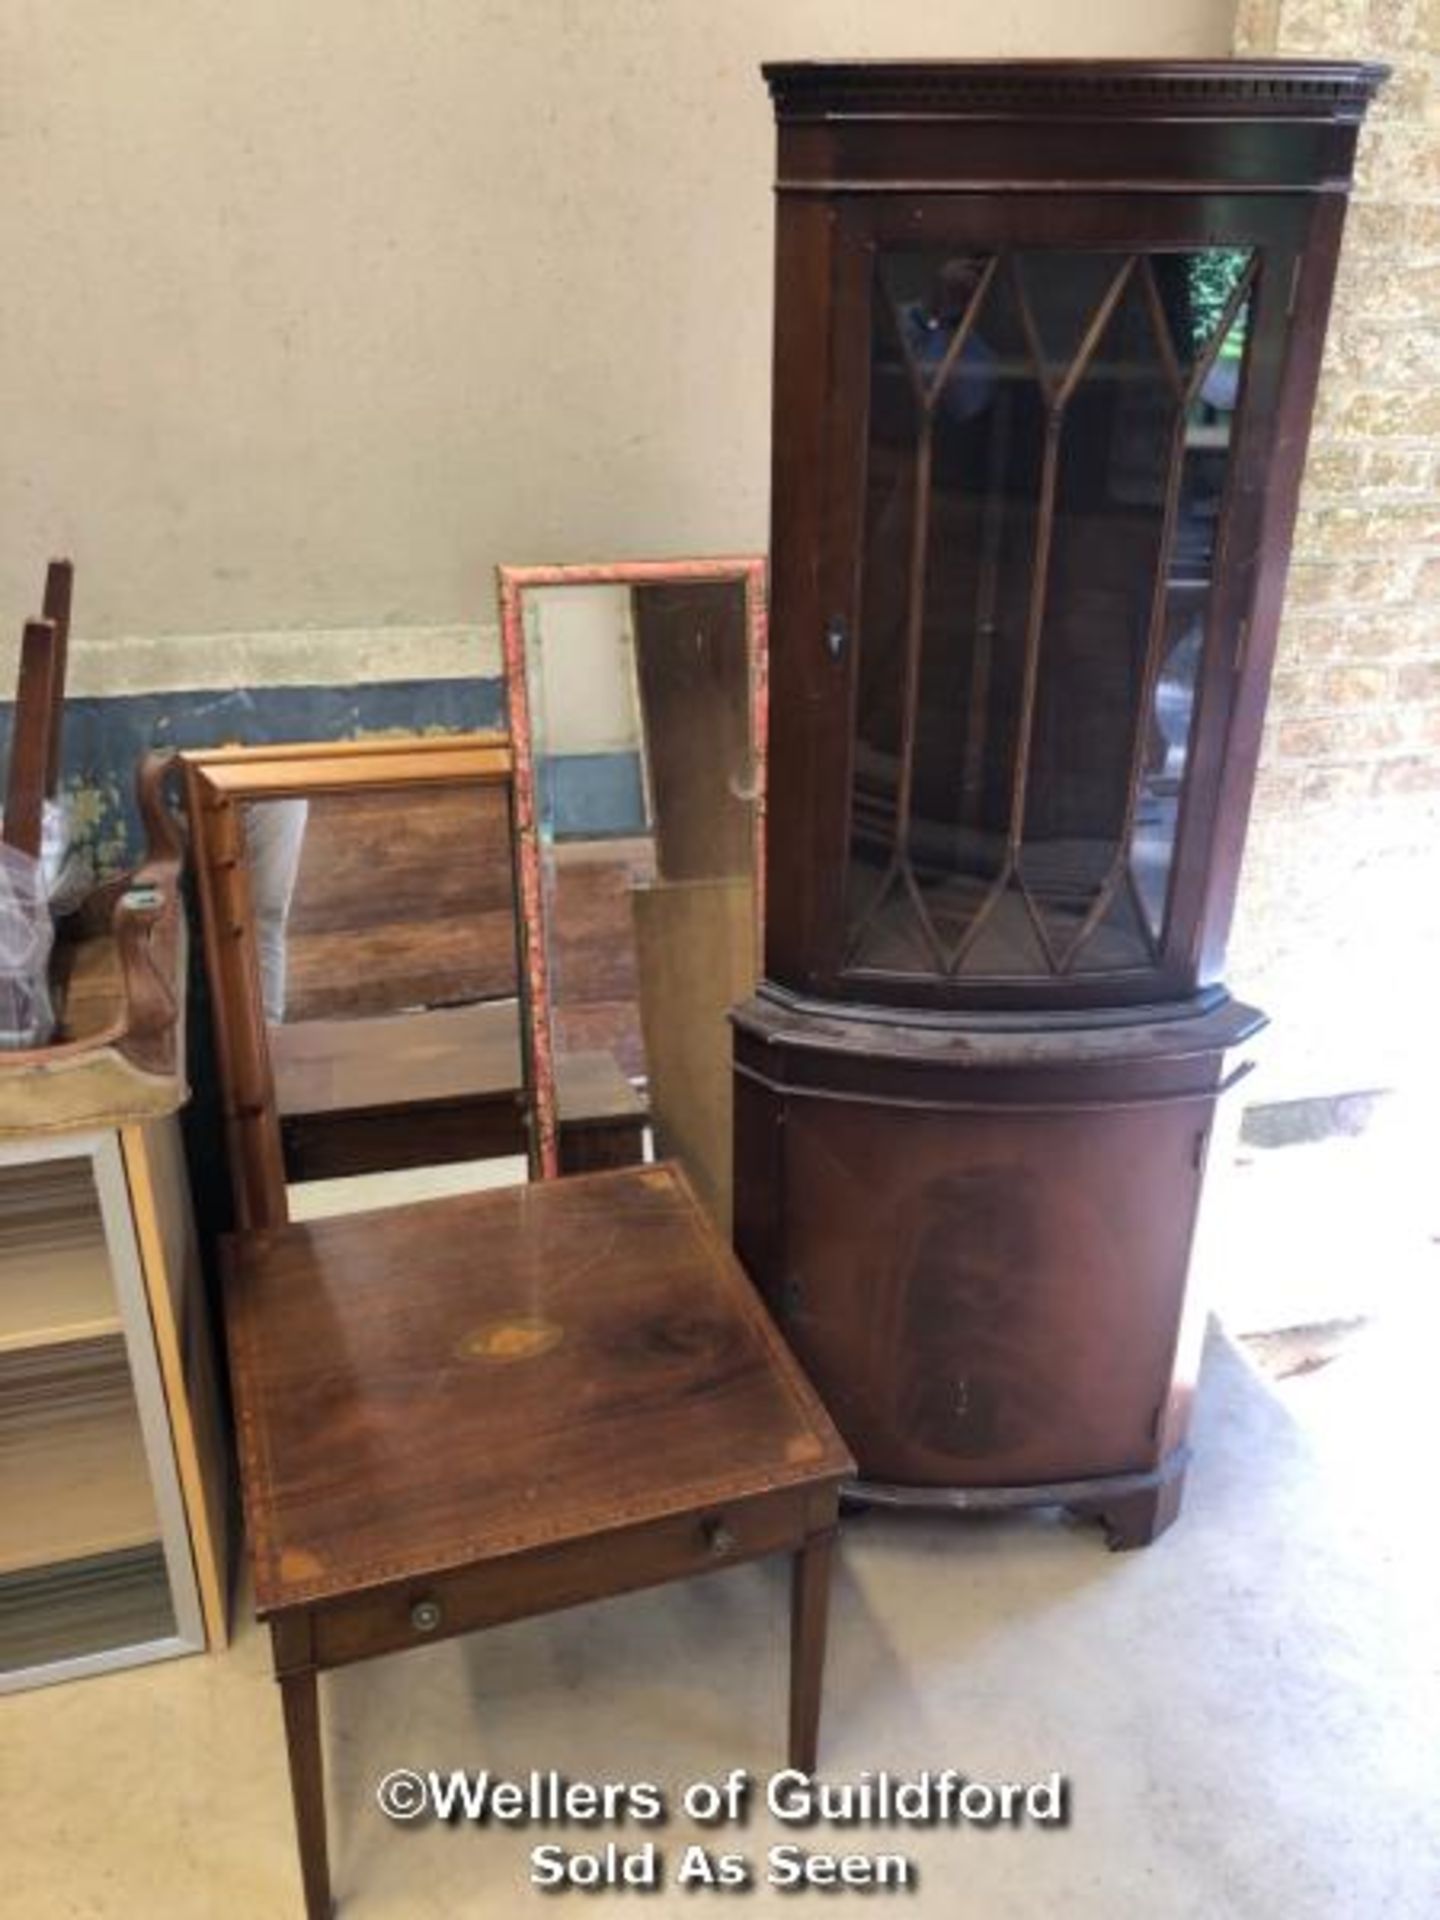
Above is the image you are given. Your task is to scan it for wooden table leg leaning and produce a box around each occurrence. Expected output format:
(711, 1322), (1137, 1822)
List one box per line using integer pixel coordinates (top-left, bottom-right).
(789, 1526), (837, 1774)
(272, 1617), (331, 1920)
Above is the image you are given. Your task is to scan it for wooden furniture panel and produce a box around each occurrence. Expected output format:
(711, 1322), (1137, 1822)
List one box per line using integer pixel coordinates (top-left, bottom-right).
(271, 999), (531, 1179)
(270, 999), (521, 1117)
(549, 838), (654, 1079)
(4, 617), (63, 862)
(281, 783), (518, 1022)
(554, 1049), (647, 1173)
(632, 876), (757, 1228)
(768, 1098), (1202, 1488)
(2, 558), (74, 866)
(632, 578), (755, 884)
(279, 1100), (528, 1183)
(121, 1116), (230, 1649)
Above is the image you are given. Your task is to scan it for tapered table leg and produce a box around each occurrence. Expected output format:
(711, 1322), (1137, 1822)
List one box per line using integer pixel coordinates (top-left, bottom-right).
(278, 1665), (331, 1920)
(788, 1529), (836, 1772)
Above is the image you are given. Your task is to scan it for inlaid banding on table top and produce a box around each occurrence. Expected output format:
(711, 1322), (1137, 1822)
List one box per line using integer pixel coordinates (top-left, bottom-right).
(236, 1408), (841, 1612)
(223, 1162), (851, 1613)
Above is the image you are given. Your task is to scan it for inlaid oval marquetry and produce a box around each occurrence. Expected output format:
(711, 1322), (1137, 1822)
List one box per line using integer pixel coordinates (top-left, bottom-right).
(458, 1316), (564, 1364)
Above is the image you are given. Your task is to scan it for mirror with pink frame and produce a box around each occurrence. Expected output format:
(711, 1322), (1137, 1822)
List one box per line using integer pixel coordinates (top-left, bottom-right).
(498, 558), (766, 1226)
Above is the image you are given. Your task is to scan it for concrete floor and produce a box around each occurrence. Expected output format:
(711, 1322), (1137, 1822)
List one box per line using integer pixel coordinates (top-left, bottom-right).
(6, 1321), (1438, 1918)
(1206, 1090), (1440, 1341)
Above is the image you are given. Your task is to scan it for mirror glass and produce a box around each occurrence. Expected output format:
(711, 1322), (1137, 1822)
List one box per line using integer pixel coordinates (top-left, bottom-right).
(240, 776), (529, 1218)
(508, 563), (765, 1227)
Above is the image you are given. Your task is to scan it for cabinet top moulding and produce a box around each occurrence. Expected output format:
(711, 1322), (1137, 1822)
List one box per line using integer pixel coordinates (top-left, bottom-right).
(765, 59), (1388, 196)
(763, 60), (1389, 122)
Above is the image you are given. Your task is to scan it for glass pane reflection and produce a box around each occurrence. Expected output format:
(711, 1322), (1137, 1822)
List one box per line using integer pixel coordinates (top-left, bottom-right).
(844, 247), (1254, 982)
(1130, 289), (1251, 941)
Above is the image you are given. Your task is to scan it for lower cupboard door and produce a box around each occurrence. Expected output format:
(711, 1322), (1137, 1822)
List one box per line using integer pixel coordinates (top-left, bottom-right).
(774, 1095), (1206, 1487)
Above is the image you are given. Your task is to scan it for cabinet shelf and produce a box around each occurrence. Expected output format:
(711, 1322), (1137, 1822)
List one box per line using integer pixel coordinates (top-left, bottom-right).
(0, 1351), (160, 1576)
(0, 1236), (120, 1354)
(0, 1158), (120, 1353)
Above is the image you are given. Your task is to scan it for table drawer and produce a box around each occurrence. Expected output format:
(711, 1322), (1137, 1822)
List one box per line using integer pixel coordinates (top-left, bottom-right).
(310, 1483), (830, 1668)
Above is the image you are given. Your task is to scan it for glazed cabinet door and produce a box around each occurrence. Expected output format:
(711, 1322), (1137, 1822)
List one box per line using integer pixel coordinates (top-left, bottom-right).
(766, 192), (1316, 1009)
(768, 1094), (1210, 1489)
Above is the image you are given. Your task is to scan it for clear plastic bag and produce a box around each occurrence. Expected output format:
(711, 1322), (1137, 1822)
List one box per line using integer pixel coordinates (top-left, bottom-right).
(41, 796), (93, 917)
(0, 841), (55, 1049)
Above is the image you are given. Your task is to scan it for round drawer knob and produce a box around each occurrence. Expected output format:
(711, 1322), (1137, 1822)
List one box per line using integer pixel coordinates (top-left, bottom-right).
(410, 1597), (443, 1634)
(703, 1519), (737, 1558)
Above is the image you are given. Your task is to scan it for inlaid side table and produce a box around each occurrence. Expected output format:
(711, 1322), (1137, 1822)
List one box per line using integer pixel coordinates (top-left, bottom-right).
(225, 1163), (853, 1919)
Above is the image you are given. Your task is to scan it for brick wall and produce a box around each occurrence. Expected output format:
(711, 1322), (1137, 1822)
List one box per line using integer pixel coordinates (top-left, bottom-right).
(1230, 0), (1440, 1100)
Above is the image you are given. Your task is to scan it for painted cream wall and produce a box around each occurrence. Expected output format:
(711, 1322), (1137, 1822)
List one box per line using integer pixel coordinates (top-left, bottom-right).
(2, 0), (1236, 656)
(526, 584), (637, 754)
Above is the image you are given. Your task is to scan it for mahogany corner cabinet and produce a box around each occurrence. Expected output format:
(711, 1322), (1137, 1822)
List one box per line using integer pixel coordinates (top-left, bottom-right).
(733, 59), (1386, 1546)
